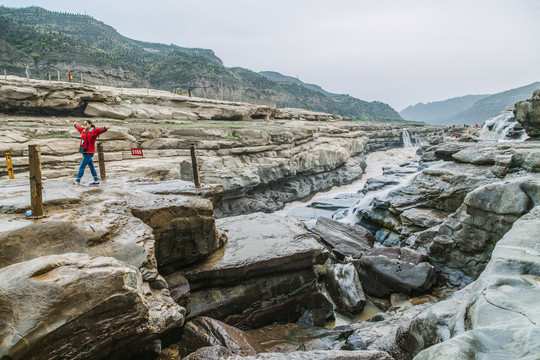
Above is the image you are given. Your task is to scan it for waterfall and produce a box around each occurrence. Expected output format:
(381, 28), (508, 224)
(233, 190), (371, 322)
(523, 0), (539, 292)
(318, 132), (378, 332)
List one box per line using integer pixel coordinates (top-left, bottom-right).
(479, 111), (528, 141)
(402, 129), (426, 148)
(402, 129), (414, 147)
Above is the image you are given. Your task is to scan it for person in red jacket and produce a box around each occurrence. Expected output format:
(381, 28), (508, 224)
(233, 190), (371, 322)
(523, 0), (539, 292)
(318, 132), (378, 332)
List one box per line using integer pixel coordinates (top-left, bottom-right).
(73, 120), (110, 185)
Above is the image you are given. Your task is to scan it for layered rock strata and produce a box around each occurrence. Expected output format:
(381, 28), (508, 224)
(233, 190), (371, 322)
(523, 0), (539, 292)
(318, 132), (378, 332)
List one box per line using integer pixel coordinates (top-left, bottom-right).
(173, 213), (333, 329)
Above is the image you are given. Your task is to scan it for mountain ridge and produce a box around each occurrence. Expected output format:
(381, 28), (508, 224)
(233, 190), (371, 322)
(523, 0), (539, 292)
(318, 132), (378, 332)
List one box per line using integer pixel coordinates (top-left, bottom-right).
(401, 82), (540, 125)
(0, 5), (404, 122)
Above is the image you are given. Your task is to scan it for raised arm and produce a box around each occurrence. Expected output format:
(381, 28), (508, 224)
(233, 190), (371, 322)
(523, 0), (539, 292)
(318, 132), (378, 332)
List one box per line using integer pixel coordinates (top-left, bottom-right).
(73, 122), (84, 133)
(96, 125), (110, 135)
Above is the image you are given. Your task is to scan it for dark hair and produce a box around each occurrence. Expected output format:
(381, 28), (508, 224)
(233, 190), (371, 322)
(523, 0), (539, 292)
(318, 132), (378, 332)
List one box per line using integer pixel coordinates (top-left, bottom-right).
(85, 120), (96, 129)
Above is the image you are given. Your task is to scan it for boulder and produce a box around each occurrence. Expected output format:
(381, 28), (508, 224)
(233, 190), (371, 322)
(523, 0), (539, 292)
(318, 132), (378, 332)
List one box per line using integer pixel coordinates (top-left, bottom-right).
(178, 213), (332, 328)
(361, 176), (401, 193)
(165, 273), (190, 308)
(310, 217), (374, 260)
(428, 177), (540, 285)
(325, 263), (366, 317)
(185, 213), (328, 289)
(354, 255), (436, 297)
(415, 206), (540, 359)
(0, 253), (184, 360)
(400, 208), (448, 235)
(0, 209), (158, 279)
(366, 247), (427, 266)
(130, 193), (226, 274)
(84, 102), (133, 119)
(432, 143), (468, 161)
(514, 89), (540, 138)
(179, 316), (265, 358)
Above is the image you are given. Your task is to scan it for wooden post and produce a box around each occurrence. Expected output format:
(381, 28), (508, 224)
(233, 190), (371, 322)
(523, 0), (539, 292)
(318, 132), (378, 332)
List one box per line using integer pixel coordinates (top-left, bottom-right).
(81, 73), (84, 84)
(97, 143), (106, 180)
(190, 142), (200, 188)
(57, 70), (60, 81)
(5, 152), (14, 179)
(28, 145), (44, 218)
(3, 69), (6, 80)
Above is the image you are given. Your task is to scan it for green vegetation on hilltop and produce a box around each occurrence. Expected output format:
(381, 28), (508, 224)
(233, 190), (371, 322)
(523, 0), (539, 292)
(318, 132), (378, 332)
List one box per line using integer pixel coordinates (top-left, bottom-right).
(0, 5), (403, 122)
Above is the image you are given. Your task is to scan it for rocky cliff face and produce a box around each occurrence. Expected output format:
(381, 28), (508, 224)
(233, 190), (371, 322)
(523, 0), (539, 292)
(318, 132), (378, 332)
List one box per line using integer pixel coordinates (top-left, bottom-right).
(0, 80), (436, 217)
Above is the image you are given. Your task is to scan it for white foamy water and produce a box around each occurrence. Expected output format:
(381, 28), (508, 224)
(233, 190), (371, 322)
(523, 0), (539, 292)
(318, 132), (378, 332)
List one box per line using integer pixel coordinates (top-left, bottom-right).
(339, 169), (418, 226)
(479, 111), (528, 141)
(403, 129), (428, 148)
(403, 129), (414, 148)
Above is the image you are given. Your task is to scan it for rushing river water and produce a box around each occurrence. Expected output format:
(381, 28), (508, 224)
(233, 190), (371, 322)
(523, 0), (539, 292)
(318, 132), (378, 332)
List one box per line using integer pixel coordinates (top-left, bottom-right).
(276, 146), (424, 328)
(276, 146), (421, 228)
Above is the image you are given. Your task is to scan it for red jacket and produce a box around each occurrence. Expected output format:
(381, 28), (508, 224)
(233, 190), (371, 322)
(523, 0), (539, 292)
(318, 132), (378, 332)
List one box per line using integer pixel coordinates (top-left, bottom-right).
(75, 124), (107, 154)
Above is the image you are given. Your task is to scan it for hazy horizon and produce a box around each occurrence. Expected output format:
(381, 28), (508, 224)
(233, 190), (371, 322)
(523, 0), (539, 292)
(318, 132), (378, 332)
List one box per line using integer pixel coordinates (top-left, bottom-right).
(1, 0), (539, 111)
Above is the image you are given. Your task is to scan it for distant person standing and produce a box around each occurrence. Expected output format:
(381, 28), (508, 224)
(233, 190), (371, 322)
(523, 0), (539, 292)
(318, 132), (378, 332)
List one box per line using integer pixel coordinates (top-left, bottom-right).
(72, 120), (110, 185)
(66, 70), (73, 82)
(25, 66), (31, 82)
(46, 70), (50, 81)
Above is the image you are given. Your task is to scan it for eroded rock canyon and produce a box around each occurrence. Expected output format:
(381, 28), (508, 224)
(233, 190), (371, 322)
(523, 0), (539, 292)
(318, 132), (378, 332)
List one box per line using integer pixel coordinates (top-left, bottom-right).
(1, 79), (539, 360)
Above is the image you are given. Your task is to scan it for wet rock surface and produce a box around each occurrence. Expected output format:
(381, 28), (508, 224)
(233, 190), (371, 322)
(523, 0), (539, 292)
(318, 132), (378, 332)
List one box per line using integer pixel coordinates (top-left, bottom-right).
(310, 217), (374, 259)
(130, 193), (225, 274)
(325, 263), (366, 317)
(414, 206), (540, 359)
(177, 213), (332, 328)
(354, 255), (436, 297)
(178, 316), (265, 357)
(428, 177), (540, 285)
(0, 253), (184, 360)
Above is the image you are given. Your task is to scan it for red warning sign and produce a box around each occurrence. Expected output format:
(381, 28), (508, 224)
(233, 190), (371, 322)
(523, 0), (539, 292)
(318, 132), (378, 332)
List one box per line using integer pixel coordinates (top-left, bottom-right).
(131, 148), (144, 156)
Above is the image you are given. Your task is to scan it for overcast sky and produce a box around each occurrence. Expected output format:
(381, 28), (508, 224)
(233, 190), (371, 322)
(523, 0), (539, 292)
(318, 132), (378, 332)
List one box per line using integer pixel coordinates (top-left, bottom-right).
(2, 0), (540, 110)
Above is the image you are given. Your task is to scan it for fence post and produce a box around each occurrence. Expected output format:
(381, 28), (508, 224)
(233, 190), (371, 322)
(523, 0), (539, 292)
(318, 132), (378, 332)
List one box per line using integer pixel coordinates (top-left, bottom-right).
(5, 152), (14, 179)
(97, 142), (106, 180)
(3, 69), (6, 80)
(28, 145), (44, 218)
(190, 142), (201, 188)
(81, 73), (84, 84)
(57, 70), (60, 81)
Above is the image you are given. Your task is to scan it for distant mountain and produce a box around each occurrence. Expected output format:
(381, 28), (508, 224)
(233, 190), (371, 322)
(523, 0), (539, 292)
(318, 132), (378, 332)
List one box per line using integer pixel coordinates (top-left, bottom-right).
(0, 6), (403, 122)
(400, 82), (540, 125)
(400, 94), (489, 124)
(259, 71), (331, 95)
(446, 82), (540, 124)
(259, 71), (403, 121)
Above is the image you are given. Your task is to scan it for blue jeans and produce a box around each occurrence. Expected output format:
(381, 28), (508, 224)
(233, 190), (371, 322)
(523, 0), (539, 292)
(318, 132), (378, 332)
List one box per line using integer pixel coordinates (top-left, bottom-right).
(76, 153), (99, 182)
